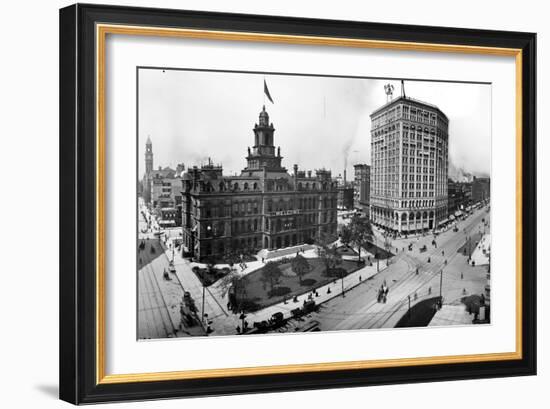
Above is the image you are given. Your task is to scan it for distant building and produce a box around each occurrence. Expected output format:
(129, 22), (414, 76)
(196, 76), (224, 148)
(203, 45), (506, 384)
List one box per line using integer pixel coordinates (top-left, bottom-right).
(353, 164), (370, 215)
(141, 136), (154, 203)
(337, 185), (355, 210)
(181, 106), (338, 261)
(159, 207), (178, 228)
(472, 176), (490, 204)
(370, 93), (449, 233)
(448, 179), (473, 220)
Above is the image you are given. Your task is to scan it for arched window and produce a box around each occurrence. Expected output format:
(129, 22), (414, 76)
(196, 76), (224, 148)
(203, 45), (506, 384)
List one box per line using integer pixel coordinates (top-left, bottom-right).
(253, 182), (258, 190)
(244, 182), (249, 191)
(219, 182), (225, 191)
(233, 182), (239, 190)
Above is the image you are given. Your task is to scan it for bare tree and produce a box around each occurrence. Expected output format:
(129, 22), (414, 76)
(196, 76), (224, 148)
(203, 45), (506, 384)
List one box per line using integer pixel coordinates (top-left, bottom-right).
(262, 261), (282, 292)
(291, 254), (310, 285)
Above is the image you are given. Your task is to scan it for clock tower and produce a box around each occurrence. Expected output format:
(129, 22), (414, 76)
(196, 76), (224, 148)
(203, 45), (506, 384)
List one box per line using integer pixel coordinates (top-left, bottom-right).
(244, 106), (284, 173)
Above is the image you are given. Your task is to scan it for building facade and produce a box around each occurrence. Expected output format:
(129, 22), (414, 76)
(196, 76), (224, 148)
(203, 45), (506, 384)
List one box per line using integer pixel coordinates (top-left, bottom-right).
(337, 185), (355, 210)
(448, 179), (473, 215)
(353, 163), (370, 215)
(181, 106), (338, 261)
(472, 176), (490, 204)
(370, 95), (449, 233)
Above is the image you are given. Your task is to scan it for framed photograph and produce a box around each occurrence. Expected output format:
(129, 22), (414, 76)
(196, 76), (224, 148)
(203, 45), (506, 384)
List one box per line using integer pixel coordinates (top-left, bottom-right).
(59, 3), (536, 404)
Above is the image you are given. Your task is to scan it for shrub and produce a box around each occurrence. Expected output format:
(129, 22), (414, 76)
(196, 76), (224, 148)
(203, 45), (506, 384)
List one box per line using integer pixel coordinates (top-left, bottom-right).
(300, 278), (317, 287)
(267, 286), (291, 298)
(325, 267), (347, 278)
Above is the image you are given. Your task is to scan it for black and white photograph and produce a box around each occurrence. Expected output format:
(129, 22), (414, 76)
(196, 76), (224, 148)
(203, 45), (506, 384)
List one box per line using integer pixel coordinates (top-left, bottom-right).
(137, 69), (492, 339)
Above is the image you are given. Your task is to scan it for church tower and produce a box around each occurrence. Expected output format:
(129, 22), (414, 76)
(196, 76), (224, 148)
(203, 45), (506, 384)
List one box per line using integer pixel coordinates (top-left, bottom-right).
(244, 106), (284, 173)
(145, 136), (153, 174)
(143, 136), (154, 204)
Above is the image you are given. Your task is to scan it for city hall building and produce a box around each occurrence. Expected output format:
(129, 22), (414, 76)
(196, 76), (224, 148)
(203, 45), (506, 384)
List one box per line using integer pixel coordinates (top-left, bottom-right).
(370, 93), (449, 233)
(181, 106), (338, 261)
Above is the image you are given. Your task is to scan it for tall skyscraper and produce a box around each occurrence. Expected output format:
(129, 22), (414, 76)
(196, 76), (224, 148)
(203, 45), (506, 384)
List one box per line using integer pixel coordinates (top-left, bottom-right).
(370, 91), (449, 233)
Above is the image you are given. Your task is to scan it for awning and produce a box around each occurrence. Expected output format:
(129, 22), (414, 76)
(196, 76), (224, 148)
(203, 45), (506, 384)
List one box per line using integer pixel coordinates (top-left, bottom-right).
(438, 218), (448, 225)
(449, 215), (455, 221)
(159, 220), (176, 225)
(454, 210), (463, 217)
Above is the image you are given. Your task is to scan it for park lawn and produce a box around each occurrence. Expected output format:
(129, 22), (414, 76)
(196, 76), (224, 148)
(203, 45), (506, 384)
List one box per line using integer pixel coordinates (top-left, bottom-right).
(137, 238), (167, 269)
(395, 296), (440, 328)
(456, 231), (484, 256)
(235, 257), (362, 312)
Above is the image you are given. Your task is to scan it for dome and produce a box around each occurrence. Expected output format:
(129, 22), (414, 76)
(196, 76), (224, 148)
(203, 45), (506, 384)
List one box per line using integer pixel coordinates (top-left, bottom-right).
(259, 105), (269, 125)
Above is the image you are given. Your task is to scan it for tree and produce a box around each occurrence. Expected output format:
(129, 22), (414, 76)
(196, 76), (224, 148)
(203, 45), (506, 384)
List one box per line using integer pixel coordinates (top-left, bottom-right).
(218, 267), (248, 312)
(348, 214), (374, 262)
(291, 254), (310, 285)
(262, 261), (282, 291)
(316, 232), (342, 274)
(340, 224), (353, 249)
(316, 231), (345, 296)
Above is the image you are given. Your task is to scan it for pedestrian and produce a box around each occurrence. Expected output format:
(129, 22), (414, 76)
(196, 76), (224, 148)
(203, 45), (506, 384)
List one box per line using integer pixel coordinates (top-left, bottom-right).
(428, 286), (432, 295)
(359, 275), (362, 282)
(327, 287), (331, 294)
(236, 325), (241, 334)
(461, 272), (463, 280)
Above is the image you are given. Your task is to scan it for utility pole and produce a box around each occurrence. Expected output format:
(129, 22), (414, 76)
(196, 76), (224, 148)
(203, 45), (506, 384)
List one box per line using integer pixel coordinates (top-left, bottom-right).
(439, 270), (443, 308)
(202, 284), (206, 324)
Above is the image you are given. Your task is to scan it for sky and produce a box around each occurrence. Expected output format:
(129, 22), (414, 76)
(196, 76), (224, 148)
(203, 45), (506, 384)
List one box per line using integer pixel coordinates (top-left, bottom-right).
(138, 68), (491, 180)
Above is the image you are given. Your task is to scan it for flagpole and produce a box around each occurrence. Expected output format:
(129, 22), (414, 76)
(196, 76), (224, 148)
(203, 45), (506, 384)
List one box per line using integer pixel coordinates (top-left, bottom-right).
(263, 76), (265, 106)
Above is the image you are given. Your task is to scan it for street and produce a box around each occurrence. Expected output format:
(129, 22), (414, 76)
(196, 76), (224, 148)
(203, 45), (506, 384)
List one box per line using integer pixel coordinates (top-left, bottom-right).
(301, 206), (490, 331)
(137, 194), (490, 338)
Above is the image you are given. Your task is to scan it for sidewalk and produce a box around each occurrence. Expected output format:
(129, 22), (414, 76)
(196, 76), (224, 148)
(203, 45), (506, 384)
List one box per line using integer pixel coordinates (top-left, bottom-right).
(471, 233), (490, 266)
(429, 304), (474, 326)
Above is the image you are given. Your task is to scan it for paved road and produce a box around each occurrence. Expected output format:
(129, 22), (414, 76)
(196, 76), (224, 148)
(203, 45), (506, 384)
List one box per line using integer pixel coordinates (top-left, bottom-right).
(301, 207), (490, 331)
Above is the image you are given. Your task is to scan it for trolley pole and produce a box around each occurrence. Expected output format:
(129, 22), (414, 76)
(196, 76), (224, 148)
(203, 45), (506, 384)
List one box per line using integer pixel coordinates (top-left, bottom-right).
(439, 270), (443, 307)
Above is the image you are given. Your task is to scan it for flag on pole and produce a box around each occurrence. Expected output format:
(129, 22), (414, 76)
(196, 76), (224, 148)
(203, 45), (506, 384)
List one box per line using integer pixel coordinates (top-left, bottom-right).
(264, 79), (274, 104)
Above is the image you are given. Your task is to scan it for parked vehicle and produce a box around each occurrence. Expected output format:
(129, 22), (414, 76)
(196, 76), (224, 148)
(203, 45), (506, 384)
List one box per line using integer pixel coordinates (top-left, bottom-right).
(302, 300), (317, 314)
(270, 312), (284, 325)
